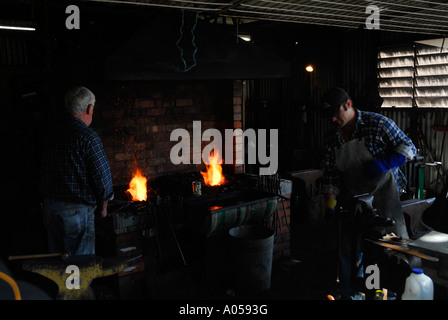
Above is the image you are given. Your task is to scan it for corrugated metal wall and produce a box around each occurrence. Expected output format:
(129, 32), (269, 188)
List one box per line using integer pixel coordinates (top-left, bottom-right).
(381, 108), (448, 194)
(0, 34), (29, 66)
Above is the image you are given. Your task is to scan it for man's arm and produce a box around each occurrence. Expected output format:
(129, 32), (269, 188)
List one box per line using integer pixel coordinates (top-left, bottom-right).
(367, 117), (417, 176)
(86, 132), (114, 217)
(97, 200), (109, 218)
(382, 117), (417, 161)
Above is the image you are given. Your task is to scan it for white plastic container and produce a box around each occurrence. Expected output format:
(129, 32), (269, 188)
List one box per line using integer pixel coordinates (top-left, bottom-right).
(402, 268), (434, 300)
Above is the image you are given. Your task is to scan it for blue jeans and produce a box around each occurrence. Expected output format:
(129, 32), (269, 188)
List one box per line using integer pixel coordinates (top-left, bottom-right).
(42, 198), (96, 256)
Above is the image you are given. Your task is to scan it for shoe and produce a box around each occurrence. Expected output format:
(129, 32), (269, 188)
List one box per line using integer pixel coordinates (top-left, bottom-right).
(340, 292), (365, 300)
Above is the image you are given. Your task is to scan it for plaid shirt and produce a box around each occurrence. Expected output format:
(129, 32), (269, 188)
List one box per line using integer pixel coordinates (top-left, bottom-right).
(40, 117), (114, 205)
(322, 108), (416, 196)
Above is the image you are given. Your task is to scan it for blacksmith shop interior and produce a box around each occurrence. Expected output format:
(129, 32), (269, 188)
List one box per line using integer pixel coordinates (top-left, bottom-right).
(2, 0), (448, 304)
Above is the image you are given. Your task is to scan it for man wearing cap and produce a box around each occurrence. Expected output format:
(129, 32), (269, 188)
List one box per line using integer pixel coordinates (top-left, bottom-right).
(321, 87), (416, 299)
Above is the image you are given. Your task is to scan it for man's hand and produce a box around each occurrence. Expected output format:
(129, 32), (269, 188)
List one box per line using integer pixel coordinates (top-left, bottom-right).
(366, 152), (406, 177)
(324, 194), (338, 226)
(96, 200), (108, 218)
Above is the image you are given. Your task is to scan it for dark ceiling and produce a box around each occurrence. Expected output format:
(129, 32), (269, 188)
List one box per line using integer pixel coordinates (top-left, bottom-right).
(3, 0), (448, 35)
(0, 0), (445, 81)
(75, 0), (448, 35)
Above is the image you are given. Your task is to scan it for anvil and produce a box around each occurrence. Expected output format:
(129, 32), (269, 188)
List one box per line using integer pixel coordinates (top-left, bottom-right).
(20, 255), (139, 300)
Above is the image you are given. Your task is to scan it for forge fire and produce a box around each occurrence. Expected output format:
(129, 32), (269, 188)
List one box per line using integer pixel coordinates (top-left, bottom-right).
(200, 151), (227, 187)
(126, 169), (148, 201)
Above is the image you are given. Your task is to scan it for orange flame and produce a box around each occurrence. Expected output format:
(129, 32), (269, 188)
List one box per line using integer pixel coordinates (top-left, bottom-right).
(200, 151), (227, 186)
(127, 168), (147, 201)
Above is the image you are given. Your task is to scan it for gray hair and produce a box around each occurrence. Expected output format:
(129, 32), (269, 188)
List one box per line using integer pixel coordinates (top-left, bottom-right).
(64, 86), (95, 115)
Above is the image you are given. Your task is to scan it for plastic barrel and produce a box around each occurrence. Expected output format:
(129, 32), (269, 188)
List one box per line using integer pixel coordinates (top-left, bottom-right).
(228, 225), (275, 293)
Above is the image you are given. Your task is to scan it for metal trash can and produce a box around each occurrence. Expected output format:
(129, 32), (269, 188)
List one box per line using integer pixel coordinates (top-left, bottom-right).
(228, 225), (275, 293)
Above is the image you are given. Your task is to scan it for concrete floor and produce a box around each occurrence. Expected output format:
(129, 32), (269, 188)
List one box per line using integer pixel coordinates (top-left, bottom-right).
(268, 220), (340, 300)
(147, 218), (342, 301)
(4, 214), (447, 302)
(108, 218), (342, 301)
(176, 217), (448, 301)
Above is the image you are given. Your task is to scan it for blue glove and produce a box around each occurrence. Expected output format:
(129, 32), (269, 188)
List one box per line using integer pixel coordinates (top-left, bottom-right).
(369, 152), (406, 176)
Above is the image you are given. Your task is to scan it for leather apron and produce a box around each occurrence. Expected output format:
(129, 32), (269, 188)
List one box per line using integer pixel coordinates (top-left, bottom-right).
(335, 137), (408, 238)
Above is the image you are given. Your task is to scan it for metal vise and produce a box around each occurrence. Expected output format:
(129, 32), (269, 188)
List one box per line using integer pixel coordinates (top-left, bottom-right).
(353, 193), (396, 230)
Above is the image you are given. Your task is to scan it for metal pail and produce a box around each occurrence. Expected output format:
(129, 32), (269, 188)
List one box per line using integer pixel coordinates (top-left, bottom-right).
(228, 225), (274, 293)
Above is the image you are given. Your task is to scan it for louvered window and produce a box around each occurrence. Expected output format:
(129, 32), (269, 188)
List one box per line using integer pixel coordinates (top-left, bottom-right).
(378, 42), (448, 108)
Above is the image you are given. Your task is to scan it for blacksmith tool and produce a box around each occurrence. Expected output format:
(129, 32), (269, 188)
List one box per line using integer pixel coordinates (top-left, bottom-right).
(365, 239), (439, 262)
(9, 253), (62, 261)
(12, 254), (138, 300)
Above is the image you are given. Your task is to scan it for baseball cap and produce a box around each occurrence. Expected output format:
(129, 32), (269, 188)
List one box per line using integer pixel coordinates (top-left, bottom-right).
(321, 87), (350, 118)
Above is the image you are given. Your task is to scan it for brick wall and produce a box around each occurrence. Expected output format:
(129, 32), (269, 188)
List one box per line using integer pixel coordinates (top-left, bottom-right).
(233, 80), (244, 175)
(92, 80), (242, 186)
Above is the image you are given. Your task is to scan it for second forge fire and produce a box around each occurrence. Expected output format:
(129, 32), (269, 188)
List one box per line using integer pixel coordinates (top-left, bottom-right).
(200, 151), (227, 187)
(170, 121), (279, 175)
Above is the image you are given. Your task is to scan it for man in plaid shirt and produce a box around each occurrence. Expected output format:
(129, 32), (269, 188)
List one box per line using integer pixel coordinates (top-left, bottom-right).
(40, 86), (114, 256)
(321, 87), (416, 299)
(322, 100), (416, 198)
